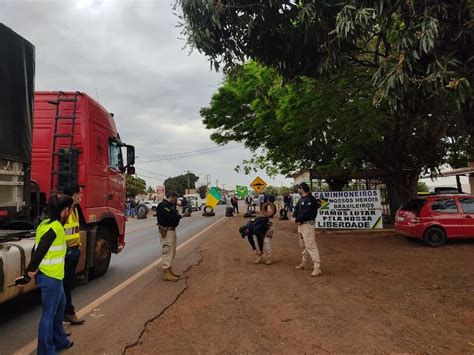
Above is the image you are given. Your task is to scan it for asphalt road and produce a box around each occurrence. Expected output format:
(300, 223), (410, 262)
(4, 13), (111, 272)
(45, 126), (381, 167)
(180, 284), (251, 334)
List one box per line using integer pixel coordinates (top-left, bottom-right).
(0, 206), (225, 355)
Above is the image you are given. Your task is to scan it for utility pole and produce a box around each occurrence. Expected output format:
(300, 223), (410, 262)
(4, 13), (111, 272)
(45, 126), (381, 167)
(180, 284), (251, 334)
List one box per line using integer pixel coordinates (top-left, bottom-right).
(205, 175), (211, 187)
(216, 179), (219, 188)
(184, 170), (191, 194)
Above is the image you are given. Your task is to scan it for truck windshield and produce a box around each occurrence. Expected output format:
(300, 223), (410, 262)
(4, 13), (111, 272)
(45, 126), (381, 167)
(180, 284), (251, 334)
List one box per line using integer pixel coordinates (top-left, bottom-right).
(109, 140), (124, 171)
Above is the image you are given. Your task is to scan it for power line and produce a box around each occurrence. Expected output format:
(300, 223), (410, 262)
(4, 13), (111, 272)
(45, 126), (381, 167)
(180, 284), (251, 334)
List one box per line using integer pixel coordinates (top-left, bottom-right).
(136, 145), (233, 160)
(135, 167), (172, 178)
(135, 173), (165, 183)
(138, 145), (240, 164)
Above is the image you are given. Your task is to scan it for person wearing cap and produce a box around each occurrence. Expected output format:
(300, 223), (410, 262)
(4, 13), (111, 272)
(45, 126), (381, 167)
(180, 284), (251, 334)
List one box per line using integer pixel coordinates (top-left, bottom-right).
(293, 182), (322, 277)
(62, 184), (85, 325)
(157, 191), (182, 281)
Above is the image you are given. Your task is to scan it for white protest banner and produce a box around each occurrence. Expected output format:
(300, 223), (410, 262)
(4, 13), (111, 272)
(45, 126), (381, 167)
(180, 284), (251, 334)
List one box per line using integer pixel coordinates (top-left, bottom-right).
(314, 190), (383, 229)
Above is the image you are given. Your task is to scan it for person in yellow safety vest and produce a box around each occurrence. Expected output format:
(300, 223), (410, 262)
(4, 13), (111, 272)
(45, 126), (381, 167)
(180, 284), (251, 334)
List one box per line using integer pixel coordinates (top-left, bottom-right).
(15, 194), (75, 354)
(62, 184), (85, 325)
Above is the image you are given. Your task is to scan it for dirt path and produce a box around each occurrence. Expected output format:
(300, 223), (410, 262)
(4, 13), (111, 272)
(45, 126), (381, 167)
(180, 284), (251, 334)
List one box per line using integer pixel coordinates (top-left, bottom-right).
(128, 214), (474, 354)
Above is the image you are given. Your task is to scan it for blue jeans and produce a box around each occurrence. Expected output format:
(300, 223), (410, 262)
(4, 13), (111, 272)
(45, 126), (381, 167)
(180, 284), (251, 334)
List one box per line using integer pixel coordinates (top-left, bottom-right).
(36, 274), (71, 355)
(64, 247), (80, 315)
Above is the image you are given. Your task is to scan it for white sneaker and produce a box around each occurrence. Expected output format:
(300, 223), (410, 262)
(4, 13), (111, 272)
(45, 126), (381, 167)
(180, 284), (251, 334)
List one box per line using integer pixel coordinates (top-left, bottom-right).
(311, 267), (323, 277)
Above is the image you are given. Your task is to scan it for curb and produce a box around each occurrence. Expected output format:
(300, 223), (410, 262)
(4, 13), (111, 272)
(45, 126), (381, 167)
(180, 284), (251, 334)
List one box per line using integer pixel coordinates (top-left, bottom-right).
(316, 228), (396, 235)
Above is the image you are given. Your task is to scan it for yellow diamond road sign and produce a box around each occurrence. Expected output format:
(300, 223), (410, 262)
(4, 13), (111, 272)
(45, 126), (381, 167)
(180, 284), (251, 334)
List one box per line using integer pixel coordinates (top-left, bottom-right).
(250, 176), (267, 193)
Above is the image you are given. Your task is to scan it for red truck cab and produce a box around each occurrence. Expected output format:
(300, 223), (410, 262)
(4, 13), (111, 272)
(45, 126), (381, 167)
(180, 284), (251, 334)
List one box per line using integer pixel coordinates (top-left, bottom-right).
(31, 91), (134, 277)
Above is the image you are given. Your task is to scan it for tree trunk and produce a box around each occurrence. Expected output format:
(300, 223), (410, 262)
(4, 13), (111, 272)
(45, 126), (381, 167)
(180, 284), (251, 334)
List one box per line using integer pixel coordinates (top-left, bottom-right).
(469, 135), (474, 194)
(326, 178), (349, 191)
(386, 171), (420, 222)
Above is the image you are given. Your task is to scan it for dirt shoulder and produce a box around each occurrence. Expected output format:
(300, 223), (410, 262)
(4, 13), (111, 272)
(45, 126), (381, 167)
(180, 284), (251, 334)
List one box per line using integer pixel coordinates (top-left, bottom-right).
(128, 214), (474, 354)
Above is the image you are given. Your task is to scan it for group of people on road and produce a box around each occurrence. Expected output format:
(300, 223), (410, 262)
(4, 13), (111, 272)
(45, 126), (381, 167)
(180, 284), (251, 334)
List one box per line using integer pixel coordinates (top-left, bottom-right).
(239, 182), (322, 277)
(125, 198), (137, 218)
(156, 182), (322, 283)
(15, 184), (85, 354)
(12, 181), (321, 353)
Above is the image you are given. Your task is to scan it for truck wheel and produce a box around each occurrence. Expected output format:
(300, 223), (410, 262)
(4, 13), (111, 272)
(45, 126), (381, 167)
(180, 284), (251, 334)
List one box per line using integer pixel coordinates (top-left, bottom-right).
(262, 202), (277, 218)
(136, 204), (148, 219)
(90, 226), (112, 278)
(423, 227), (446, 247)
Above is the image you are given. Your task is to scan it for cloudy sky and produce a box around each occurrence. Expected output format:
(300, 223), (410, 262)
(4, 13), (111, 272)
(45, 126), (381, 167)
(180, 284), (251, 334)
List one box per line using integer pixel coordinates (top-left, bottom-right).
(2, 0), (292, 190)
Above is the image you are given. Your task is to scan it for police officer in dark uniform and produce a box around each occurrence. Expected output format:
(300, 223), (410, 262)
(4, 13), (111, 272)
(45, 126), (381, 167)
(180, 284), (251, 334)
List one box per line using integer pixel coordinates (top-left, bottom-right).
(293, 182), (322, 277)
(157, 191), (182, 281)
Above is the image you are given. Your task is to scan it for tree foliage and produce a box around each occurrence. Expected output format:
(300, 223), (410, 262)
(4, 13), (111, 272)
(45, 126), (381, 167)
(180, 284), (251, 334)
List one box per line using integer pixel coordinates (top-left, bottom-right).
(146, 186), (155, 194)
(417, 181), (430, 192)
(178, 1), (473, 206)
(178, 0), (472, 113)
(197, 185), (208, 198)
(126, 175), (147, 198)
(164, 173), (199, 196)
(201, 62), (465, 199)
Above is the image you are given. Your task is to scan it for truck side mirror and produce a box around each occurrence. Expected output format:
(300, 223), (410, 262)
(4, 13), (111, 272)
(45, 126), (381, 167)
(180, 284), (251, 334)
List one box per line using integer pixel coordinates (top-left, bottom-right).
(126, 166), (135, 175)
(126, 145), (135, 166)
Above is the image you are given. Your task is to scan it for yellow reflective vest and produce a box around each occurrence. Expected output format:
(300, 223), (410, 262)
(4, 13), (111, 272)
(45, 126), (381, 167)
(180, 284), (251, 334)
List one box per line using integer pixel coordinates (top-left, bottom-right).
(35, 219), (67, 280)
(64, 207), (81, 248)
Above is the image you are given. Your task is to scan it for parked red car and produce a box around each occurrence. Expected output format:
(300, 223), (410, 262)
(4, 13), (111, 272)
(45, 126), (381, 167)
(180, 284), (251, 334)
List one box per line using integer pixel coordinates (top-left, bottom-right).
(395, 194), (474, 247)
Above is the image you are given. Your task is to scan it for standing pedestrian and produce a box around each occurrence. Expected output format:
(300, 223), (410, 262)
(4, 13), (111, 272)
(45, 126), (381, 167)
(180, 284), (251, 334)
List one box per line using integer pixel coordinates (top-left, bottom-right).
(284, 193), (291, 211)
(268, 193), (276, 203)
(15, 194), (75, 354)
(62, 184), (85, 325)
(258, 193), (265, 211)
(157, 191), (182, 281)
(293, 182), (322, 277)
(181, 196), (188, 214)
(129, 198), (136, 218)
(231, 195), (239, 214)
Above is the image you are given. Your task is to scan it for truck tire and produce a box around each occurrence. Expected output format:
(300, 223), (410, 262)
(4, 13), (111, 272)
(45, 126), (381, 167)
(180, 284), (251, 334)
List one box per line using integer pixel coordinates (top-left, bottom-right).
(136, 204), (148, 219)
(204, 206), (214, 213)
(90, 225), (112, 278)
(262, 202), (277, 218)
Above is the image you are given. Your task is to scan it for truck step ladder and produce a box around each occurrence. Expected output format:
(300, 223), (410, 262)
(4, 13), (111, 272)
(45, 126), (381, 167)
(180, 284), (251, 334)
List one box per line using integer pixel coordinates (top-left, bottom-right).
(49, 91), (82, 195)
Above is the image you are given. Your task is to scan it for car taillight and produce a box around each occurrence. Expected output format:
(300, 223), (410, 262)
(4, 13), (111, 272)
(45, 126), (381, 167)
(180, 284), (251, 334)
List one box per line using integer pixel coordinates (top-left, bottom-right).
(411, 210), (421, 224)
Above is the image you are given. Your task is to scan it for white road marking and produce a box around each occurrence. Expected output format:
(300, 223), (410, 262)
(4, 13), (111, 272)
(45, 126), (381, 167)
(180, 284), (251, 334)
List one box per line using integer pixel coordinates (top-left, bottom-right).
(14, 217), (225, 355)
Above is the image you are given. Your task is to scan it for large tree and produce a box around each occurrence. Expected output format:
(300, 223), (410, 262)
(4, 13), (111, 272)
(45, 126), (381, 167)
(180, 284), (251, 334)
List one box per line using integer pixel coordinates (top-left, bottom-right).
(202, 62), (464, 206)
(126, 175), (147, 198)
(178, 0), (472, 205)
(164, 173), (199, 196)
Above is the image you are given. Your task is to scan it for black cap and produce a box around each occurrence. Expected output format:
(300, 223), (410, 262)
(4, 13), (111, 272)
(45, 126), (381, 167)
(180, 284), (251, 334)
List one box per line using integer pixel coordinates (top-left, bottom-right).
(63, 184), (81, 197)
(298, 182), (310, 193)
(166, 191), (178, 198)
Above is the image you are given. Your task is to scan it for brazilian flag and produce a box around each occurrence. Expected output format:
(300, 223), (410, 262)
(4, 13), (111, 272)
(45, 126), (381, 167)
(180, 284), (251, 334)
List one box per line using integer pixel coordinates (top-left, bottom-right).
(235, 185), (248, 198)
(206, 187), (221, 209)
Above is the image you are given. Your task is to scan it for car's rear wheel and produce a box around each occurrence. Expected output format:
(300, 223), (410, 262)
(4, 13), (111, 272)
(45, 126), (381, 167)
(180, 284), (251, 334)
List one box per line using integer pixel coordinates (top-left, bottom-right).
(423, 227), (446, 247)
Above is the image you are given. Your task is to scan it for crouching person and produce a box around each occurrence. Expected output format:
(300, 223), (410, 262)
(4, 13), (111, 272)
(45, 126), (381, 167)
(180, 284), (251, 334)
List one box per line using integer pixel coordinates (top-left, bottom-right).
(239, 217), (273, 265)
